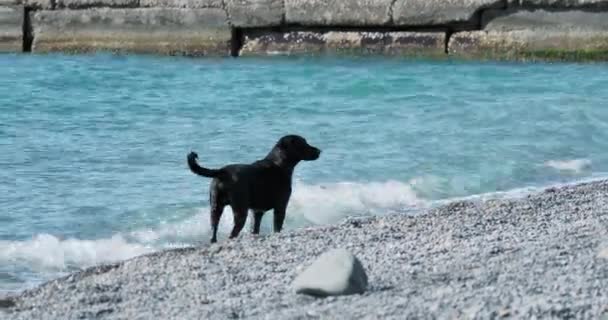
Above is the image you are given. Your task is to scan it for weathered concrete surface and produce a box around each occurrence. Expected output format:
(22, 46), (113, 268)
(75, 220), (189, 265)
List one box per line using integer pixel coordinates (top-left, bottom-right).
(55, 0), (139, 9)
(3, 0), (606, 60)
(0, 5), (22, 53)
(451, 9), (608, 60)
(392, 0), (505, 27)
(240, 31), (446, 56)
(226, 0), (283, 27)
(31, 8), (231, 56)
(508, 0), (608, 8)
(139, 0), (222, 8)
(16, 0), (52, 9)
(449, 30), (608, 60)
(55, 0), (138, 9)
(285, 0), (392, 26)
(483, 9), (608, 31)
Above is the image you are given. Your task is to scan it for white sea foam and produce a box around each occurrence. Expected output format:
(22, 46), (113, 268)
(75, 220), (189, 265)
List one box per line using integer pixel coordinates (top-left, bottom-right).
(288, 180), (429, 224)
(0, 179), (430, 277)
(545, 159), (592, 174)
(131, 179), (429, 241)
(0, 234), (154, 271)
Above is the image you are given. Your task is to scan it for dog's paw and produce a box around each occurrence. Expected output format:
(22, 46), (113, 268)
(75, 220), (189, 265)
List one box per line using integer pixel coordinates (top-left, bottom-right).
(188, 151), (198, 160)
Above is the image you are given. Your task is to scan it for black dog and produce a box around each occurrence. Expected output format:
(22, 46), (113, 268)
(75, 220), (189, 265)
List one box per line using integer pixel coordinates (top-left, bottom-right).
(187, 135), (321, 243)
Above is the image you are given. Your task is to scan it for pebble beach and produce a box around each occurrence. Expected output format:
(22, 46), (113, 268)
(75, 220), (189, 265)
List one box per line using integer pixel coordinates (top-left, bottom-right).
(2, 179), (607, 319)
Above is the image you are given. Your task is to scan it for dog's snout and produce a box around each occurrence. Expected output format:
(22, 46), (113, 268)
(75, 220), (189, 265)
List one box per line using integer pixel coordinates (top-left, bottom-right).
(309, 147), (321, 160)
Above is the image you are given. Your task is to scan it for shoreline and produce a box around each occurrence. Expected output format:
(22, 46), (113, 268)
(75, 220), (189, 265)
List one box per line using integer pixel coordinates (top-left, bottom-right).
(1, 0), (608, 61)
(1, 173), (606, 296)
(2, 178), (607, 319)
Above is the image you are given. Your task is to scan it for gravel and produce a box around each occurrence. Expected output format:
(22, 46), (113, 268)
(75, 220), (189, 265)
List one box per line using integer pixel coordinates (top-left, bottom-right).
(2, 179), (608, 319)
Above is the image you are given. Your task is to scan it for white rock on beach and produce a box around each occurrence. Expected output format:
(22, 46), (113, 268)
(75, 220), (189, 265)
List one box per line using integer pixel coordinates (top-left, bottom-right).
(292, 248), (368, 297)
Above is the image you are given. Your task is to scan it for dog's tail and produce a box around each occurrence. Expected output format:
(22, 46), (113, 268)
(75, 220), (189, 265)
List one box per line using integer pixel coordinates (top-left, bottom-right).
(187, 152), (225, 179)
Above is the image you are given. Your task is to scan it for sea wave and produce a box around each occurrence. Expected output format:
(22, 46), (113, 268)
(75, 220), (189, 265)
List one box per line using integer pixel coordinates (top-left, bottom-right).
(0, 179), (429, 277)
(544, 159), (592, 174)
(2, 175), (607, 292)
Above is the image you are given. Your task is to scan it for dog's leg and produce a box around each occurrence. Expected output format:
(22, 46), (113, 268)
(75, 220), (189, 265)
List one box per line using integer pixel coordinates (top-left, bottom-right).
(229, 205), (248, 239)
(273, 207), (286, 233)
(252, 211), (265, 234)
(210, 204), (224, 244)
(209, 181), (225, 244)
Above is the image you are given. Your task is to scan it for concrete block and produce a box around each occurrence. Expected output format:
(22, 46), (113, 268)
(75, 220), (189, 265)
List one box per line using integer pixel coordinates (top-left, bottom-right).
(392, 0), (504, 26)
(139, 0), (222, 9)
(31, 8), (231, 56)
(226, 0), (283, 27)
(482, 9), (608, 31)
(0, 5), (23, 52)
(449, 30), (608, 60)
(241, 31), (446, 57)
(286, 0), (392, 26)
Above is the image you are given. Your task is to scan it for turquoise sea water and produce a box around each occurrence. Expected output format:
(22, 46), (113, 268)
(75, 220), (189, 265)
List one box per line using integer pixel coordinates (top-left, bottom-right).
(1, 54), (608, 293)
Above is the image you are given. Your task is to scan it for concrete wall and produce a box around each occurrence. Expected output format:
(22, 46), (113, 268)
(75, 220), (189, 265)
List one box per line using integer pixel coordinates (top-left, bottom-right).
(1, 0), (607, 60)
(0, 5), (23, 52)
(31, 8), (231, 55)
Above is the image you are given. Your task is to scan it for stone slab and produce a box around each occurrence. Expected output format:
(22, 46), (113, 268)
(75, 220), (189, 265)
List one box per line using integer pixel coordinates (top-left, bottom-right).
(240, 31), (446, 56)
(56, 0), (139, 9)
(509, 0), (608, 8)
(0, 5), (22, 53)
(483, 9), (608, 31)
(226, 0), (283, 27)
(139, 0), (222, 8)
(449, 30), (608, 60)
(19, 0), (53, 9)
(392, 0), (504, 27)
(18, 0), (221, 8)
(285, 0), (392, 26)
(31, 8), (231, 56)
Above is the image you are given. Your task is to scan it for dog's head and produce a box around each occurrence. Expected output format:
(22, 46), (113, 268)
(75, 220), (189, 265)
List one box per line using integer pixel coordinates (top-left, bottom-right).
(276, 135), (321, 162)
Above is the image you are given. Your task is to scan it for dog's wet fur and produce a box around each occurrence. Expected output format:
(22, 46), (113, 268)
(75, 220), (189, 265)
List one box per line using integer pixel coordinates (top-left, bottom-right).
(187, 135), (321, 243)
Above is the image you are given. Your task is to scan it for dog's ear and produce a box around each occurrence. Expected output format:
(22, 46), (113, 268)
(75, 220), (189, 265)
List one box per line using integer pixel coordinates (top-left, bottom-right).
(278, 136), (293, 149)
